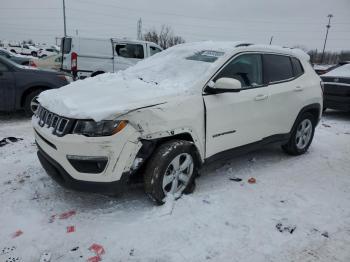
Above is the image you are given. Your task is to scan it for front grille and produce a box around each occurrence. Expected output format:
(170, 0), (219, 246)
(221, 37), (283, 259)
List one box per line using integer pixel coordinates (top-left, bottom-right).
(35, 106), (75, 137)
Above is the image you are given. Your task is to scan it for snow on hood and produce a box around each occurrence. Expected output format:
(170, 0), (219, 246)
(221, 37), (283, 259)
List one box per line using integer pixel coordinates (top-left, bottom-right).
(38, 41), (241, 121)
(323, 64), (350, 78)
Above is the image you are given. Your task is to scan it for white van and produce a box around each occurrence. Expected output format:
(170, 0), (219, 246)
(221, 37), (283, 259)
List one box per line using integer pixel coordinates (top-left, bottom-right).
(60, 36), (163, 79)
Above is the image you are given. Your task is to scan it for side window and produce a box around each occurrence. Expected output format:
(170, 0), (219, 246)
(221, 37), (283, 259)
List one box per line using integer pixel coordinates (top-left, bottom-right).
(150, 46), (161, 56)
(115, 44), (144, 59)
(263, 54), (293, 83)
(214, 54), (263, 88)
(291, 57), (304, 77)
(0, 62), (8, 72)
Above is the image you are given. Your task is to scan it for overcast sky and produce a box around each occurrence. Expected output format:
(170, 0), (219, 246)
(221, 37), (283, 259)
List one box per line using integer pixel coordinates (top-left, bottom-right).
(1, 0), (349, 51)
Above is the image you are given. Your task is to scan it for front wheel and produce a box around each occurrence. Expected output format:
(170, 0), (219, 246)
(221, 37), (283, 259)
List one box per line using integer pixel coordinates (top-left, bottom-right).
(24, 89), (43, 117)
(144, 140), (199, 205)
(282, 112), (316, 155)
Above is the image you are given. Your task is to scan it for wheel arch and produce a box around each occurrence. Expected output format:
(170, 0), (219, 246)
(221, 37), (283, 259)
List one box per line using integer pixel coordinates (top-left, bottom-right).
(290, 103), (321, 133)
(20, 86), (50, 108)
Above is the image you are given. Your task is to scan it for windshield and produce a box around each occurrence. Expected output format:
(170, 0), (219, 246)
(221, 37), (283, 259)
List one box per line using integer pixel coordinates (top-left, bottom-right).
(121, 42), (229, 90)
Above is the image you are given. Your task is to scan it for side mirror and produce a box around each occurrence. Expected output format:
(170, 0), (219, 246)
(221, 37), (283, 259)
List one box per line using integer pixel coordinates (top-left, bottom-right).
(205, 78), (242, 94)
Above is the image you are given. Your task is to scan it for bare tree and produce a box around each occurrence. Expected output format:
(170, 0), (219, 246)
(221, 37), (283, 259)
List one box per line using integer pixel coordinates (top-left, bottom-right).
(143, 25), (185, 49)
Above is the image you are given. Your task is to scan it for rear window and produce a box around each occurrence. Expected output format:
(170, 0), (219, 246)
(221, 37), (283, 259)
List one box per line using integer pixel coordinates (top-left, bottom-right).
(61, 38), (72, 54)
(186, 50), (225, 63)
(263, 54), (293, 83)
(291, 57), (304, 77)
(116, 44), (144, 59)
(150, 46), (162, 56)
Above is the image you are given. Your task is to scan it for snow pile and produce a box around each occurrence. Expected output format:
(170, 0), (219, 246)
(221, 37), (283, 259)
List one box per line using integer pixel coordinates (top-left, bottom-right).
(323, 64), (350, 77)
(38, 41), (240, 121)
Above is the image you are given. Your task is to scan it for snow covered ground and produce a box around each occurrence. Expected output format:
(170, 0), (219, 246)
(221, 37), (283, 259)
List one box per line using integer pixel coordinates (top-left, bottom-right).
(0, 111), (349, 262)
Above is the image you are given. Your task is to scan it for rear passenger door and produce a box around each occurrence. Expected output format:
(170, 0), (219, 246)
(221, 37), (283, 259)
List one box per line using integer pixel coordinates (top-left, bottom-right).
(263, 54), (304, 135)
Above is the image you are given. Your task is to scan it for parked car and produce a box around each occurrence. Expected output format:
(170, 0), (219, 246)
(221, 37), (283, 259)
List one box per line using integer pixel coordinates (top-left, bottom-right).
(33, 54), (62, 71)
(0, 47), (33, 66)
(321, 63), (350, 111)
(7, 43), (39, 57)
(38, 47), (59, 58)
(60, 36), (163, 79)
(33, 42), (323, 204)
(313, 64), (335, 75)
(0, 56), (72, 115)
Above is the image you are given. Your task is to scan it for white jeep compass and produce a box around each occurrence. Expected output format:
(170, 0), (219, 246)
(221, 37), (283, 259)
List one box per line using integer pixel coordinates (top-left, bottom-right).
(33, 41), (323, 204)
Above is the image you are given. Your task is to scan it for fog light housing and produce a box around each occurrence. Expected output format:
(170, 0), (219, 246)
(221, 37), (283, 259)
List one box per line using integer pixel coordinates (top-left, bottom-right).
(67, 155), (108, 174)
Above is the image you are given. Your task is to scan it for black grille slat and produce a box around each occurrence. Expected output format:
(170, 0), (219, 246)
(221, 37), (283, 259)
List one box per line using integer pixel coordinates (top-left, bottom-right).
(35, 106), (72, 137)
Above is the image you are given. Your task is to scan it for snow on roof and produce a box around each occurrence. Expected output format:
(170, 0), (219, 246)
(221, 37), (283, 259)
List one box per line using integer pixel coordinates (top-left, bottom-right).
(245, 44), (310, 61)
(323, 63), (350, 78)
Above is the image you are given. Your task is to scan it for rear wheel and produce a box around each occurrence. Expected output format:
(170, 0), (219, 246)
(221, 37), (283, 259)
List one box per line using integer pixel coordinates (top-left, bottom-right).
(144, 140), (199, 205)
(282, 112), (315, 155)
(24, 89), (43, 117)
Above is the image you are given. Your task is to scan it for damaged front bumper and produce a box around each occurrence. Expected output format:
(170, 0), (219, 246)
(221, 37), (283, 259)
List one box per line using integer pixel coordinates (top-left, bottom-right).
(33, 117), (143, 194)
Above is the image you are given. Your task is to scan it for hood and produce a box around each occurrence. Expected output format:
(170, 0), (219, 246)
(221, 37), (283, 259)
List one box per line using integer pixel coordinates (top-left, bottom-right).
(38, 72), (191, 121)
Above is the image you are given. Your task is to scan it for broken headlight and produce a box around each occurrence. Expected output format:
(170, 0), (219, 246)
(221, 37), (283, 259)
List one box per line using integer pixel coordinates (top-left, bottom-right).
(73, 120), (127, 137)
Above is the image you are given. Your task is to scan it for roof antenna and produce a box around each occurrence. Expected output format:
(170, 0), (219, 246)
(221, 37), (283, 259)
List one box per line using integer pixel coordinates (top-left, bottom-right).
(269, 36), (274, 45)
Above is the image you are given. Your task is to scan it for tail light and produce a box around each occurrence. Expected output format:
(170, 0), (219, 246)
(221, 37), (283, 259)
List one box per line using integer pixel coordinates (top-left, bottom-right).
(29, 60), (37, 67)
(71, 52), (78, 72)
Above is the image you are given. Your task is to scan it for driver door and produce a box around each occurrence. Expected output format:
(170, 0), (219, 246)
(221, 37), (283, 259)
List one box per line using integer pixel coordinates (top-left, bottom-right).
(203, 53), (269, 158)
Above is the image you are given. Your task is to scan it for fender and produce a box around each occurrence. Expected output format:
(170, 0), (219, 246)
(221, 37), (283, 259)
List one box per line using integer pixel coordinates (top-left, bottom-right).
(140, 128), (204, 162)
(290, 103), (321, 134)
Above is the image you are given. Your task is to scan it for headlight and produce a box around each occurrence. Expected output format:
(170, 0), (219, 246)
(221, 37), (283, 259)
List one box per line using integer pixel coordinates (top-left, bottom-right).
(73, 120), (128, 137)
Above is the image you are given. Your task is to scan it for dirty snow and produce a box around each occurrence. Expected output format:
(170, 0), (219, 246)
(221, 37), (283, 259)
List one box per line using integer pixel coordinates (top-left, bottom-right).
(0, 111), (350, 261)
(324, 63), (350, 78)
(38, 41), (242, 121)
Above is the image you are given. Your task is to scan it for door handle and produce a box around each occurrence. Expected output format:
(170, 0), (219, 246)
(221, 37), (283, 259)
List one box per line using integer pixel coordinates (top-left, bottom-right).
(254, 94), (268, 101)
(294, 86), (303, 92)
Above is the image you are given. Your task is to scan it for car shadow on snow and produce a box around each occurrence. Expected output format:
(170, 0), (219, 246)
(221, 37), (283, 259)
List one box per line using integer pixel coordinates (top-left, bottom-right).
(323, 109), (350, 121)
(33, 145), (288, 215)
(0, 111), (29, 121)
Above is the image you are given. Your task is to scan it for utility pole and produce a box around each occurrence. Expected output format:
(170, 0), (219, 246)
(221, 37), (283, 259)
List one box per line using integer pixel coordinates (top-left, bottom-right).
(137, 18), (142, 40)
(62, 0), (67, 36)
(269, 36), (274, 45)
(321, 14), (333, 63)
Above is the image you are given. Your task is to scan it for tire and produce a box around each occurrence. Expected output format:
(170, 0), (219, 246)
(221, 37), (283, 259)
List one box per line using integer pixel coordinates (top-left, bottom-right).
(31, 51), (37, 57)
(144, 140), (199, 205)
(282, 112), (316, 155)
(24, 89), (43, 117)
(91, 71), (105, 77)
(10, 49), (16, 53)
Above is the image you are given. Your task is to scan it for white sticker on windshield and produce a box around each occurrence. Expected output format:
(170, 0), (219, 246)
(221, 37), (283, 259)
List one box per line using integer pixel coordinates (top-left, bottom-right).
(201, 50), (225, 57)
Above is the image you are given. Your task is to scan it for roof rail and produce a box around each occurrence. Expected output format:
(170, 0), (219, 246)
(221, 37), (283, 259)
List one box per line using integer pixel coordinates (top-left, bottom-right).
(235, 43), (254, 47)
